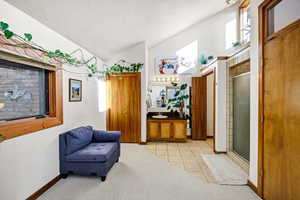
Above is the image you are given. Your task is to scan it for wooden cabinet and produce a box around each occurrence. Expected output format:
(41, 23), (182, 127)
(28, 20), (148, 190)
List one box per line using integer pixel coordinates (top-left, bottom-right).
(160, 122), (171, 139)
(147, 119), (187, 142)
(106, 73), (141, 143)
(148, 121), (160, 140)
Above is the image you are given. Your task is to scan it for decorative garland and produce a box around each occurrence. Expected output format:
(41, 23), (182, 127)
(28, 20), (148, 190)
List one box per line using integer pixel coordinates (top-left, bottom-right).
(0, 21), (99, 76)
(0, 21), (143, 77)
(104, 60), (143, 75)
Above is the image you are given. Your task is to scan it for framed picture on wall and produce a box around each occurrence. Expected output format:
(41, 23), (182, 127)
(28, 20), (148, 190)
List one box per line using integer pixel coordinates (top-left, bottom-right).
(69, 79), (82, 102)
(155, 56), (179, 75)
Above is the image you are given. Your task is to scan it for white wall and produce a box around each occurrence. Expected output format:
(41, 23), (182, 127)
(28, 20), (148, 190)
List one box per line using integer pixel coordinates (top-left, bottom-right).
(249, 0), (262, 187)
(0, 1), (106, 199)
(207, 73), (214, 137)
(107, 42), (148, 142)
(148, 4), (238, 81)
(215, 61), (227, 152)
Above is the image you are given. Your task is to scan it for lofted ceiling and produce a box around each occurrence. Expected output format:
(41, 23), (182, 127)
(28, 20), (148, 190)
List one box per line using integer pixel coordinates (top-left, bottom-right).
(5, 0), (227, 61)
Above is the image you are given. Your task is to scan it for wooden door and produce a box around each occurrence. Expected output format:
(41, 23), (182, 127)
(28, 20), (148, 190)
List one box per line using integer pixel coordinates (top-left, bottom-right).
(260, 6), (300, 199)
(106, 73), (141, 143)
(191, 77), (207, 140)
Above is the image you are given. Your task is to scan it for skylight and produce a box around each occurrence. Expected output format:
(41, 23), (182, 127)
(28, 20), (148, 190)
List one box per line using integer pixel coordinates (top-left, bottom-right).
(176, 40), (198, 74)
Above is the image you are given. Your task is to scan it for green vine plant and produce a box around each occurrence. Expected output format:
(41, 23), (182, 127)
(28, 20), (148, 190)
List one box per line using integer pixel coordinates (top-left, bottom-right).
(104, 60), (144, 75)
(0, 21), (100, 76)
(167, 82), (191, 118)
(0, 21), (144, 77)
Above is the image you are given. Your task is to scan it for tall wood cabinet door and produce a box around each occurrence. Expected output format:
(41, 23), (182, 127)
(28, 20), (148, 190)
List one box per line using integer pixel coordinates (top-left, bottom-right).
(263, 23), (300, 200)
(191, 77), (207, 140)
(106, 73), (141, 143)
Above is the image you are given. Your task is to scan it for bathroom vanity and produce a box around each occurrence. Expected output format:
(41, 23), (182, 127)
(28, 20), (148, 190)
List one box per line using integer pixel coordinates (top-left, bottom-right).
(147, 112), (187, 142)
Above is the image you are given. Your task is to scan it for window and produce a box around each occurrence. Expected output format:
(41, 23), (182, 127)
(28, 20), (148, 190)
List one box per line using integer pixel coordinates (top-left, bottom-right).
(267, 0), (300, 36)
(226, 19), (237, 49)
(176, 40), (198, 74)
(240, 0), (251, 43)
(0, 59), (49, 121)
(0, 51), (63, 140)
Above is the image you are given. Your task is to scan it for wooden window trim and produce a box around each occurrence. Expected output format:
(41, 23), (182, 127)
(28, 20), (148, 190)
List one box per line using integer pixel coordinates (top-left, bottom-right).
(239, 0), (250, 9)
(0, 65), (63, 141)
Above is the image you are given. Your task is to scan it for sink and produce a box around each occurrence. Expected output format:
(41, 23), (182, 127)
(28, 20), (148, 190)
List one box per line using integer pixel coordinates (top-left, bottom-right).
(152, 115), (168, 119)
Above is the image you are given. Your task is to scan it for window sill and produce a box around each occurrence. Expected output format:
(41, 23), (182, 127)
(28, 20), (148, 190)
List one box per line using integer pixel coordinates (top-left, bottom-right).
(0, 116), (63, 140)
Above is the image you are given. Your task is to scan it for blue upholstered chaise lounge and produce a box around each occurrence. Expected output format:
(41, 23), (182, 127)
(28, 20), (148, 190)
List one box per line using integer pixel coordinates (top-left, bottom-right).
(59, 126), (121, 181)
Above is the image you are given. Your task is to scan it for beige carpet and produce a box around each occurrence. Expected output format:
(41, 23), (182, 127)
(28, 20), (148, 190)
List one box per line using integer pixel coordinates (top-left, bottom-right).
(38, 144), (260, 200)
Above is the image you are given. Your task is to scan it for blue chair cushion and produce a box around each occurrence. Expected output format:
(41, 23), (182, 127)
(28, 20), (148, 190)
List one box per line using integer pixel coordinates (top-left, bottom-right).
(65, 126), (93, 155)
(65, 142), (118, 162)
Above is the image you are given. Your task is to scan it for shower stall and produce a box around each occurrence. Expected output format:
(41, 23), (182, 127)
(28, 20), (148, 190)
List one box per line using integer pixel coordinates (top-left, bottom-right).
(232, 73), (250, 161)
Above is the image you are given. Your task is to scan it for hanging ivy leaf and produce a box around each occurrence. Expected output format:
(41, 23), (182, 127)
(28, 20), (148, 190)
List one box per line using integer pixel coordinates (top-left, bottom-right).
(0, 21), (9, 30)
(47, 51), (54, 58)
(180, 83), (187, 90)
(4, 30), (14, 39)
(171, 82), (178, 87)
(24, 33), (32, 41)
(174, 91), (180, 97)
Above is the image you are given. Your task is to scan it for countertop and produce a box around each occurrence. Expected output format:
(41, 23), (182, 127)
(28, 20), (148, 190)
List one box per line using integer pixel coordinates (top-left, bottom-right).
(147, 112), (187, 120)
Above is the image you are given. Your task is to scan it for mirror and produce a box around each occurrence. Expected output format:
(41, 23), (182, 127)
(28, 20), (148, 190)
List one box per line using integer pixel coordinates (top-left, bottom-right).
(166, 86), (178, 101)
(149, 85), (179, 108)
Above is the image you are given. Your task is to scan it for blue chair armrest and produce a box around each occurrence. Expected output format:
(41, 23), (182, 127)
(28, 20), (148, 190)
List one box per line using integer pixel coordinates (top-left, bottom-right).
(93, 130), (121, 143)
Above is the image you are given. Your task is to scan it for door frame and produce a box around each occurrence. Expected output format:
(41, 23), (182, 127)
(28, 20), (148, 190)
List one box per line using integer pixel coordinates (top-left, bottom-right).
(258, 0), (300, 197)
(199, 69), (216, 152)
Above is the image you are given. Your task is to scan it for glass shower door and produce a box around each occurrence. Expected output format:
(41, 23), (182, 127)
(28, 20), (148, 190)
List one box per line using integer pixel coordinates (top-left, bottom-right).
(233, 73), (250, 161)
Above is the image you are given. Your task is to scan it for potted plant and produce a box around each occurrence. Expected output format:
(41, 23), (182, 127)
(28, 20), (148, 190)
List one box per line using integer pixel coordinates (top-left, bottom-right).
(167, 82), (190, 118)
(199, 54), (208, 65)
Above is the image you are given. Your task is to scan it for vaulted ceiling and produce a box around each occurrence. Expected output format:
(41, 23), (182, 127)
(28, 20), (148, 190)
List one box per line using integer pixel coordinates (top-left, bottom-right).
(5, 0), (227, 60)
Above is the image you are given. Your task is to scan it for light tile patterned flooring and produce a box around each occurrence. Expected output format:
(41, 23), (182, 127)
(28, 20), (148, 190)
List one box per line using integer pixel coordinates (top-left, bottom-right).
(145, 139), (217, 183)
